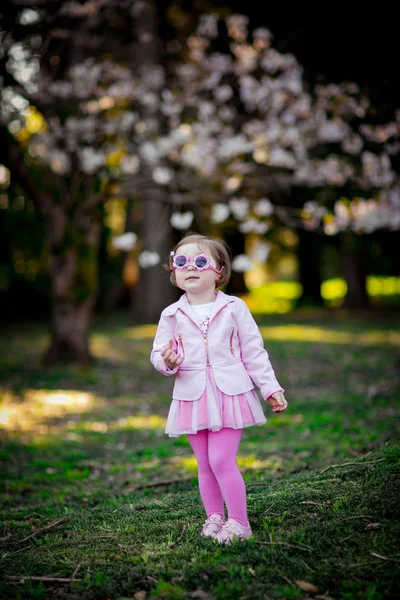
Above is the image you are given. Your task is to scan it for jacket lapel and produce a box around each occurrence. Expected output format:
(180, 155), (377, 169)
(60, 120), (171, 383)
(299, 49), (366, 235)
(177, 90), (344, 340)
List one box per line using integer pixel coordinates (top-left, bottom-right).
(166, 291), (235, 329)
(208, 291), (235, 323)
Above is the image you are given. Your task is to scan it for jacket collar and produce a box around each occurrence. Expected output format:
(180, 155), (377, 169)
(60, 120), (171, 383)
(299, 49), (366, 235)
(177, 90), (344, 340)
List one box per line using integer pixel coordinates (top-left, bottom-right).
(164, 290), (235, 324)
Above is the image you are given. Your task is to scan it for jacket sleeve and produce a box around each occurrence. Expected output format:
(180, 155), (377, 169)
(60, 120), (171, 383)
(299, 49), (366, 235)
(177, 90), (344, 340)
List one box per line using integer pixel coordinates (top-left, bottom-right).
(234, 298), (284, 400)
(150, 312), (179, 376)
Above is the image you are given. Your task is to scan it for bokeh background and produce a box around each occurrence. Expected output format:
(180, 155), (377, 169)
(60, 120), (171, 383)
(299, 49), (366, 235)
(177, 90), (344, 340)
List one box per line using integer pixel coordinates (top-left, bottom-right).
(1, 1), (399, 350)
(0, 2), (399, 600)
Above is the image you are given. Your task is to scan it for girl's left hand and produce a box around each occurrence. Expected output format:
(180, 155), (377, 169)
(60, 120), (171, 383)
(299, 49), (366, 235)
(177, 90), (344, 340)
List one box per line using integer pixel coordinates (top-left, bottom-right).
(267, 391), (288, 413)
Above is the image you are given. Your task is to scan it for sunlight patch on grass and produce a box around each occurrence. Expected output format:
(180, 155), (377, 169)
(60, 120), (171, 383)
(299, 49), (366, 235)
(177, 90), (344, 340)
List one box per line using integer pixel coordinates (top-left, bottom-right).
(91, 335), (128, 360)
(178, 456), (198, 472)
(122, 325), (157, 340)
(258, 325), (400, 346)
(112, 414), (166, 431)
(237, 454), (283, 471)
(268, 413), (304, 427)
(0, 389), (100, 432)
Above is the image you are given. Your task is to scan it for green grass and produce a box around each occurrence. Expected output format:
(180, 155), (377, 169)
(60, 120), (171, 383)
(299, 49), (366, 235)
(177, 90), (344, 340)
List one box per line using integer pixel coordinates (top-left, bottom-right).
(0, 311), (399, 600)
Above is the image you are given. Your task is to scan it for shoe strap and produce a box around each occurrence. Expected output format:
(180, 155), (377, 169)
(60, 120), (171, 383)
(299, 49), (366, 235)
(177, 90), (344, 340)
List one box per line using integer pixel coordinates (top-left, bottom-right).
(205, 514), (223, 525)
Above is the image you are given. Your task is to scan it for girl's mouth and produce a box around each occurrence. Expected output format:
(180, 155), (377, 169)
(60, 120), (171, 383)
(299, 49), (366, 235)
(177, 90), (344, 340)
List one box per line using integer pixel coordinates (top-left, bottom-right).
(186, 276), (199, 280)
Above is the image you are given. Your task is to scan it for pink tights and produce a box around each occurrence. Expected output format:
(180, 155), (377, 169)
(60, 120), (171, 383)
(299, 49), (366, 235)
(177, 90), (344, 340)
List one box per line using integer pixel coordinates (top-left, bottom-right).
(187, 427), (249, 527)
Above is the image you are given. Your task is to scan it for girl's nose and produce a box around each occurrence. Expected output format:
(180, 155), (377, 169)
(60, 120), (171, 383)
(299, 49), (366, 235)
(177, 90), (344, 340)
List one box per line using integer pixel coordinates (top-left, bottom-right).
(187, 264), (196, 271)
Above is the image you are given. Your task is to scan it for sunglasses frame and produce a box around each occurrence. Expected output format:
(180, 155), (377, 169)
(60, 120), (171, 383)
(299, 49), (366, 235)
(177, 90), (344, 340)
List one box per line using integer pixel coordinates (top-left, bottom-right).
(171, 253), (223, 274)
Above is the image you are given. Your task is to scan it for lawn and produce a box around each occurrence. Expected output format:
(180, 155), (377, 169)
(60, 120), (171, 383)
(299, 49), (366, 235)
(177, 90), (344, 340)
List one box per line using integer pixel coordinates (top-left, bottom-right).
(0, 311), (399, 600)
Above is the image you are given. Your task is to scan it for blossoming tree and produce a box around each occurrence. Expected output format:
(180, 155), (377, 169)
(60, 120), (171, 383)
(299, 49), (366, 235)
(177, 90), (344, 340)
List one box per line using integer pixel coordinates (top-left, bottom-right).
(0, 3), (310, 360)
(1, 1), (398, 362)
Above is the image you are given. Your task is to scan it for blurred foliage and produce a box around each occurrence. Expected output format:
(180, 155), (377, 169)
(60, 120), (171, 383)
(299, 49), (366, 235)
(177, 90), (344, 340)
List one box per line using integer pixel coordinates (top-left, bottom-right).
(1, 183), (400, 321)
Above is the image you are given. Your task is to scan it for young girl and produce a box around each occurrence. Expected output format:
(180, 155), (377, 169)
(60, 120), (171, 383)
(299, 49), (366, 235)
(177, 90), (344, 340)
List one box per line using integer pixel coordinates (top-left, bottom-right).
(150, 234), (288, 544)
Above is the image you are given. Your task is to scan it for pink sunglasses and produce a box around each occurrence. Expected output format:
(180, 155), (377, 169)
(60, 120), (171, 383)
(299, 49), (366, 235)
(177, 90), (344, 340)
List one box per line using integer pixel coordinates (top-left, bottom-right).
(171, 252), (223, 274)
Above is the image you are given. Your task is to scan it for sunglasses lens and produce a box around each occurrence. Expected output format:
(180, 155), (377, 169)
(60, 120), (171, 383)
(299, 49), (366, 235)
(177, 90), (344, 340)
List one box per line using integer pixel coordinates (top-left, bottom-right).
(174, 255), (187, 267)
(195, 256), (208, 268)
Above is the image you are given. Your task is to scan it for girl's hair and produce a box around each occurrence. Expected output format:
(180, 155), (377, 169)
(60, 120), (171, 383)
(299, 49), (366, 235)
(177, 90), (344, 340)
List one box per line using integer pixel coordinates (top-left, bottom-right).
(165, 233), (232, 288)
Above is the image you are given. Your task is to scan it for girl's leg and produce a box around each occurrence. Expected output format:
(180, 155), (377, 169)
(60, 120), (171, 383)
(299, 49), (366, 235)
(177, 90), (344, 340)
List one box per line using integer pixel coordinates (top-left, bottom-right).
(187, 429), (224, 517)
(208, 428), (249, 527)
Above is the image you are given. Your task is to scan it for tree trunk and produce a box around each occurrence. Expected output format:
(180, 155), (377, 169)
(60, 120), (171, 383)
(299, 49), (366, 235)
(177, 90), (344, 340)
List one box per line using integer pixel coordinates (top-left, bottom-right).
(341, 231), (370, 310)
(130, 0), (179, 322)
(224, 228), (249, 295)
(297, 228), (323, 307)
(132, 187), (179, 323)
(43, 215), (101, 365)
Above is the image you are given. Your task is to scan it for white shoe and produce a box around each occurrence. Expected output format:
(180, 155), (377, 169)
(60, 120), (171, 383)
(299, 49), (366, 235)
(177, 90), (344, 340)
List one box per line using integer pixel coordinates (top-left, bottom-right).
(201, 514), (225, 538)
(215, 518), (252, 544)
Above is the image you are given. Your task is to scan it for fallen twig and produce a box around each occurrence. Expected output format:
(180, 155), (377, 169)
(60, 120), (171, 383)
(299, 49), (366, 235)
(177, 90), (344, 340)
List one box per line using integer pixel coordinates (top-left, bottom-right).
(246, 482), (270, 487)
(3, 546), (31, 557)
(371, 552), (400, 563)
(339, 535), (354, 543)
(124, 477), (193, 492)
(253, 541), (312, 552)
(19, 516), (69, 544)
(4, 576), (82, 583)
(177, 523), (189, 542)
(300, 501), (331, 507)
(297, 478), (340, 485)
(72, 562), (82, 579)
(342, 514), (374, 520)
(321, 459), (386, 473)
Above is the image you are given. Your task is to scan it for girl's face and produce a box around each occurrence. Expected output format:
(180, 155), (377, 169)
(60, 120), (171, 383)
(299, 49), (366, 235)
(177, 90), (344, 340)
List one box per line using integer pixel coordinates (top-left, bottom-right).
(173, 243), (221, 295)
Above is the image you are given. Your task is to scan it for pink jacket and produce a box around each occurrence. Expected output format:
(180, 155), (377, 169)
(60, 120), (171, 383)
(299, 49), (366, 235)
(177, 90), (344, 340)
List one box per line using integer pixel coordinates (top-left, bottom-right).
(150, 290), (283, 402)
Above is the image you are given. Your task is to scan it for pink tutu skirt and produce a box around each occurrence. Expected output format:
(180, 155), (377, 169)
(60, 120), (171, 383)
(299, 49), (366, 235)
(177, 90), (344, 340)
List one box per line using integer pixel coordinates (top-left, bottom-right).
(165, 366), (267, 437)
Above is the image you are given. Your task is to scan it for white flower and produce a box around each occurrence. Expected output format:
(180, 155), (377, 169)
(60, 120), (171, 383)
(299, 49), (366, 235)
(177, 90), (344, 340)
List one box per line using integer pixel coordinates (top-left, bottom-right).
(206, 52), (232, 74)
(260, 49), (287, 73)
(138, 251), (160, 268)
(79, 147), (105, 174)
(361, 152), (395, 187)
(140, 91), (159, 110)
(218, 106), (236, 122)
(211, 203), (230, 224)
(253, 27), (272, 41)
(232, 254), (253, 272)
(199, 101), (215, 119)
(324, 221), (339, 236)
(152, 167), (174, 185)
(50, 150), (71, 175)
(254, 198), (274, 216)
(48, 81), (73, 98)
(112, 232), (137, 251)
(303, 201), (327, 226)
(0, 166), (10, 186)
(140, 142), (160, 165)
(214, 85), (234, 103)
(170, 212), (194, 230)
(229, 197), (249, 220)
(342, 133), (363, 155)
(237, 218), (251, 233)
(176, 64), (200, 82)
(251, 242), (271, 263)
(121, 155), (140, 175)
(238, 218), (269, 234)
(334, 200), (351, 229)
(198, 14), (218, 38)
(18, 8), (40, 25)
(226, 14), (248, 42)
(254, 221), (269, 234)
(218, 135), (254, 159)
(268, 147), (297, 169)
(318, 120), (347, 143)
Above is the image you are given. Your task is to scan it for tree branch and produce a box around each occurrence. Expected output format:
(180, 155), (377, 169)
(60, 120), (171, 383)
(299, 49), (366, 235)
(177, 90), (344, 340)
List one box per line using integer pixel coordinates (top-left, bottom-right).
(0, 126), (55, 224)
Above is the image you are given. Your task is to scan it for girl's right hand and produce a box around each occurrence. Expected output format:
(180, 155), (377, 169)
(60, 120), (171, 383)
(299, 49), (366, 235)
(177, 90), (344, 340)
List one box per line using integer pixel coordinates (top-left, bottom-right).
(161, 339), (184, 370)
